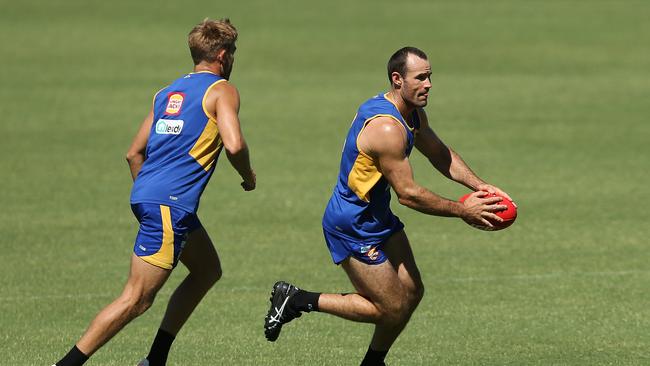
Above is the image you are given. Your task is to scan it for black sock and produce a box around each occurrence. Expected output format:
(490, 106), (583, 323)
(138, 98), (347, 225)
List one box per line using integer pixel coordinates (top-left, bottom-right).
(55, 345), (89, 366)
(360, 346), (388, 366)
(290, 289), (321, 312)
(146, 328), (176, 366)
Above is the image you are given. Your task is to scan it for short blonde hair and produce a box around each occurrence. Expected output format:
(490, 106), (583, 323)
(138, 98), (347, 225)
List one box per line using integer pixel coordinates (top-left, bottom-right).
(188, 18), (238, 65)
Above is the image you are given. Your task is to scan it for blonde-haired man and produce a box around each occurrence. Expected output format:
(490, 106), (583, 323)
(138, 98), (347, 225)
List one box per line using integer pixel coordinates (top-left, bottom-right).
(53, 18), (255, 366)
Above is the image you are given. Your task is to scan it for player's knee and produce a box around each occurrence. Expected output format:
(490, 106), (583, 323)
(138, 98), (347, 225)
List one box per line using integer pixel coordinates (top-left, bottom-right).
(207, 265), (222, 285)
(134, 294), (157, 317)
(191, 264), (221, 287)
(378, 300), (410, 326)
(408, 283), (425, 309)
(119, 290), (156, 318)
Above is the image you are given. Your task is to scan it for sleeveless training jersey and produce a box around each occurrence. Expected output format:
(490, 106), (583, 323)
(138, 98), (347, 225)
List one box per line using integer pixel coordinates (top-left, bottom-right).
(130, 71), (226, 213)
(322, 93), (420, 242)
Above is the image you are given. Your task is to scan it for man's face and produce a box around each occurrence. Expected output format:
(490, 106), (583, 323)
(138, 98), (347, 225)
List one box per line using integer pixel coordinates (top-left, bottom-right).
(397, 54), (432, 108)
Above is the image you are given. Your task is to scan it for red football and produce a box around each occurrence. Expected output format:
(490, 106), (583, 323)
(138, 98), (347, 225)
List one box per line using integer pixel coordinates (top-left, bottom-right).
(459, 192), (517, 231)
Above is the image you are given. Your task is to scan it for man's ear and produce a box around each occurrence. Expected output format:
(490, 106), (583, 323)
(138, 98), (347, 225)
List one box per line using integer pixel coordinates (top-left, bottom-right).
(391, 72), (403, 88)
(216, 48), (227, 62)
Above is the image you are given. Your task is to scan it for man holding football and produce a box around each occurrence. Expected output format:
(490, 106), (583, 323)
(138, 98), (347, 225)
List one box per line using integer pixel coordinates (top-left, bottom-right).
(264, 47), (513, 366)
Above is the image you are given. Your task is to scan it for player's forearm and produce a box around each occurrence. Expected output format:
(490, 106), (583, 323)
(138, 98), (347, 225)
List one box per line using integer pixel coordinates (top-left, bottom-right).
(426, 146), (480, 188)
(445, 149), (486, 190)
(225, 145), (254, 182)
(126, 153), (145, 181)
(397, 185), (465, 218)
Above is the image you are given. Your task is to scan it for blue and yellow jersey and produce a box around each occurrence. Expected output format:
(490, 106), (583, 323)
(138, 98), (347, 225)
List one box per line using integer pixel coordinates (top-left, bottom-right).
(130, 71), (226, 213)
(322, 93), (420, 243)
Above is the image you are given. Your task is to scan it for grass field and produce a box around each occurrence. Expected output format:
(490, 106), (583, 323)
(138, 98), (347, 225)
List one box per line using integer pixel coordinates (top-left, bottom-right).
(1, 0), (649, 365)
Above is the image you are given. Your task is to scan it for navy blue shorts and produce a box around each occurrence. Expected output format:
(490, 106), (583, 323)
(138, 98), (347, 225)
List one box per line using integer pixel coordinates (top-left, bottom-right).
(323, 220), (404, 265)
(131, 203), (202, 269)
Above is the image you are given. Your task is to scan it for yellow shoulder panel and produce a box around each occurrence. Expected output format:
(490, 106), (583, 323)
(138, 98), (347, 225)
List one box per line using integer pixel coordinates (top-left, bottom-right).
(348, 150), (382, 202)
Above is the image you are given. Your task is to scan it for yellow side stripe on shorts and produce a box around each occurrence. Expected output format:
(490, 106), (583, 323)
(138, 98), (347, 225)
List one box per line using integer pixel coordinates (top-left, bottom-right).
(141, 205), (174, 270)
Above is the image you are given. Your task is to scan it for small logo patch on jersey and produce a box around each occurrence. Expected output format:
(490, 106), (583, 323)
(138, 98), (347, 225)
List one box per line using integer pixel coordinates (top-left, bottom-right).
(155, 119), (184, 135)
(165, 92), (185, 115)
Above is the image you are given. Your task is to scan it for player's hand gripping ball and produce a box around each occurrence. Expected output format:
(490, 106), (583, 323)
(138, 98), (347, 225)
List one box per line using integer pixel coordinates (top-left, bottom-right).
(459, 192), (517, 231)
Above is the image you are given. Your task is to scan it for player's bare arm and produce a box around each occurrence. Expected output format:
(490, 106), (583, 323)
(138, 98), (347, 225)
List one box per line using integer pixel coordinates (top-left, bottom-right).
(210, 81), (256, 191)
(359, 117), (503, 227)
(125, 108), (154, 181)
(413, 108), (484, 188)
(414, 108), (514, 203)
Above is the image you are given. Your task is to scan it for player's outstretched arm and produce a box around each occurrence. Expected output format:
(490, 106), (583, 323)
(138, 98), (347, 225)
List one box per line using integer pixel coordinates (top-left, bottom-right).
(414, 109), (515, 203)
(213, 82), (256, 191)
(361, 117), (504, 227)
(413, 108), (486, 190)
(126, 108), (154, 181)
(360, 118), (459, 217)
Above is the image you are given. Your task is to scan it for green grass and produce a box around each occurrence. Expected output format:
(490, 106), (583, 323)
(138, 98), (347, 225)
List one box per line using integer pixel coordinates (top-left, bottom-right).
(1, 0), (649, 365)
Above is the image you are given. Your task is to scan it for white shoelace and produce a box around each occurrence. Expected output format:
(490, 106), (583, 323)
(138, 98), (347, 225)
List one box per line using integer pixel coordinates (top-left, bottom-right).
(268, 296), (291, 324)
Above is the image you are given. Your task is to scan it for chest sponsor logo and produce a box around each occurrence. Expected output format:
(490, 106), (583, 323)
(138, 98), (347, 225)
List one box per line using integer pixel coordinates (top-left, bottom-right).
(165, 92), (185, 115)
(155, 119), (184, 135)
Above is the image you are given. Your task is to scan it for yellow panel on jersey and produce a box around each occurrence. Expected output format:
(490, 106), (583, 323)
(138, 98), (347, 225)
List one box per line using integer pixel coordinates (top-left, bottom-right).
(347, 114), (401, 202)
(141, 205), (174, 270)
(189, 78), (226, 171)
(189, 118), (223, 171)
(348, 151), (382, 202)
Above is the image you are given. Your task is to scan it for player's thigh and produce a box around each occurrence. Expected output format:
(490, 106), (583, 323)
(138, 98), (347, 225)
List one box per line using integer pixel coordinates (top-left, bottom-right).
(382, 229), (423, 296)
(178, 225), (222, 277)
(341, 256), (405, 313)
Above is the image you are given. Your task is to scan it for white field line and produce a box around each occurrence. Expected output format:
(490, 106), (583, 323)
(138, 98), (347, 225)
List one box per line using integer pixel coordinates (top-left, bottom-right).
(0, 286), (260, 303)
(428, 269), (650, 283)
(1, 270), (648, 303)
